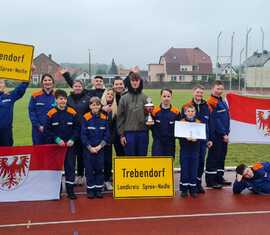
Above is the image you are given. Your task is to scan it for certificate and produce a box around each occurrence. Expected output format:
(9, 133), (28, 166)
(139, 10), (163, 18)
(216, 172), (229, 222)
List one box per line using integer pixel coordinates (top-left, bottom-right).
(174, 121), (206, 140)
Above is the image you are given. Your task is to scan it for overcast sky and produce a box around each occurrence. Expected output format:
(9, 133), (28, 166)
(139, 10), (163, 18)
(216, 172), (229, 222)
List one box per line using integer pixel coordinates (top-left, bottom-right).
(1, 0), (269, 69)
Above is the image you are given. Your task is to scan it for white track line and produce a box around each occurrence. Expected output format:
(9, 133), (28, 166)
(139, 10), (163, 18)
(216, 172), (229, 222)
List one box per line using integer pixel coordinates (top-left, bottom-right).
(1, 210), (270, 229)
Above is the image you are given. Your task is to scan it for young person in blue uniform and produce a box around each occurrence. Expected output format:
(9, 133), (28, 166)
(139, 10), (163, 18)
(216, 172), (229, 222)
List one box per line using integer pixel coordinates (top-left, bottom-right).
(45, 89), (80, 200)
(233, 162), (270, 194)
(205, 81), (231, 189)
(0, 79), (29, 146)
(179, 105), (201, 198)
(81, 97), (110, 199)
(28, 74), (55, 144)
(151, 88), (180, 158)
(181, 85), (213, 193)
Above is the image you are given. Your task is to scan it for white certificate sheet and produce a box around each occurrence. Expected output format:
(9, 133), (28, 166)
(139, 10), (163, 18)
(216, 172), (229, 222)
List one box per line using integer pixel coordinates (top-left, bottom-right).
(174, 121), (206, 140)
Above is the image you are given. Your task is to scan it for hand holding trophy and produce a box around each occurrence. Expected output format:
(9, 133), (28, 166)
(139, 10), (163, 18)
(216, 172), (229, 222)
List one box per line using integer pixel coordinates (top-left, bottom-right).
(144, 97), (154, 126)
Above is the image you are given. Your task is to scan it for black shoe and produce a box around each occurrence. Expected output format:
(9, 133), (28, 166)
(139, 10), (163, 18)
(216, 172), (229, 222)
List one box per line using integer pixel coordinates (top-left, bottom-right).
(87, 190), (96, 199)
(67, 192), (77, 200)
(96, 190), (103, 199)
(221, 179), (232, 186)
(197, 184), (205, 194)
(66, 183), (77, 200)
(212, 184), (223, 189)
(181, 191), (188, 198)
(190, 192), (198, 198)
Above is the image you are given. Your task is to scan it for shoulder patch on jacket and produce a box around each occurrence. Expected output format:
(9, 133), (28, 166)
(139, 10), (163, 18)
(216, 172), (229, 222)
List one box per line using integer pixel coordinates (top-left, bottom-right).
(47, 108), (57, 118)
(171, 106), (180, 115)
(67, 107), (77, 116)
(152, 106), (161, 117)
(32, 90), (44, 98)
(100, 113), (108, 120)
(83, 112), (92, 121)
(207, 96), (218, 111)
(252, 162), (264, 171)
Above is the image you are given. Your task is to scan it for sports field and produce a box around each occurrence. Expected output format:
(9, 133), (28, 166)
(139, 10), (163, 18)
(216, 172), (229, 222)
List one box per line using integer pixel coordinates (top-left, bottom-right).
(13, 88), (270, 166)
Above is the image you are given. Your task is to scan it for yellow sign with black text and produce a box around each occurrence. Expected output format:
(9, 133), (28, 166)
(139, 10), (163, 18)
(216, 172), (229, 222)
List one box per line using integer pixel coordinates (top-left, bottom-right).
(0, 41), (34, 81)
(113, 157), (174, 199)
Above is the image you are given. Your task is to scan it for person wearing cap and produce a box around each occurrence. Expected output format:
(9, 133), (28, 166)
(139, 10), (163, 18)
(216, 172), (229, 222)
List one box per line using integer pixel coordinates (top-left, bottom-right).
(45, 89), (80, 199)
(61, 69), (105, 99)
(81, 96), (110, 199)
(28, 73), (55, 144)
(233, 162), (270, 195)
(0, 79), (29, 146)
(117, 72), (148, 156)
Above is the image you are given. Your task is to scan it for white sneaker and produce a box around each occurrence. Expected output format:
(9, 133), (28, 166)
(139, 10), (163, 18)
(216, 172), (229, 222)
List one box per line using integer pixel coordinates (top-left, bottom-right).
(105, 181), (113, 191)
(76, 176), (84, 186)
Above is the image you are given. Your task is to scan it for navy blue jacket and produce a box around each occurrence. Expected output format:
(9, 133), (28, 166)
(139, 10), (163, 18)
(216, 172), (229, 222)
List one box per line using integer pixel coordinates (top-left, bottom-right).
(233, 162), (270, 194)
(0, 82), (28, 129)
(28, 89), (55, 128)
(179, 118), (201, 154)
(151, 105), (180, 144)
(45, 106), (80, 143)
(181, 99), (211, 140)
(81, 112), (110, 148)
(207, 95), (230, 137)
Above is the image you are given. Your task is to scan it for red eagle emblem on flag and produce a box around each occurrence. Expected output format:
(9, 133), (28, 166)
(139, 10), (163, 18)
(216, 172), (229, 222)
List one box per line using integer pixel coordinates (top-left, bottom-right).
(256, 110), (270, 136)
(0, 154), (31, 191)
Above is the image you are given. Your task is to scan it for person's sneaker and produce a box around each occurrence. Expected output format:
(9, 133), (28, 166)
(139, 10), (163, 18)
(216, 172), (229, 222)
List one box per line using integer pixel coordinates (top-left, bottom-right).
(87, 190), (96, 199)
(181, 191), (188, 198)
(96, 190), (103, 199)
(104, 181), (113, 191)
(197, 184), (205, 194)
(76, 176), (84, 186)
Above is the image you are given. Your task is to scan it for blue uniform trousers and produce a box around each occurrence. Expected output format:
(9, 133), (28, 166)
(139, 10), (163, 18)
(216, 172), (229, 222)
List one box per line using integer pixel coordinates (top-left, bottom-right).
(124, 131), (148, 156)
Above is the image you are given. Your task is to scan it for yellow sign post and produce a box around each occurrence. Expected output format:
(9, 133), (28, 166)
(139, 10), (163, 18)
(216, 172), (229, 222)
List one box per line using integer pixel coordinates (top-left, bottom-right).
(113, 157), (174, 199)
(0, 41), (34, 82)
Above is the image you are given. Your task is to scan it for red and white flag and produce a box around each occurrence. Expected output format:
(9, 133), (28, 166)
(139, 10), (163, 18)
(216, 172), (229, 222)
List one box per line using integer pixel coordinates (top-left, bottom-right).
(0, 145), (66, 202)
(226, 93), (270, 144)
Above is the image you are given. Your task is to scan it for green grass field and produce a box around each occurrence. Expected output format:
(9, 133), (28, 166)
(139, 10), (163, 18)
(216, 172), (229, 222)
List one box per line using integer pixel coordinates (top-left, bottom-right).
(13, 88), (270, 166)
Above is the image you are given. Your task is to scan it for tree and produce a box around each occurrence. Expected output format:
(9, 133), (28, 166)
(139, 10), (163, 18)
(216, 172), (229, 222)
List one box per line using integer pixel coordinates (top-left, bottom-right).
(108, 58), (118, 75)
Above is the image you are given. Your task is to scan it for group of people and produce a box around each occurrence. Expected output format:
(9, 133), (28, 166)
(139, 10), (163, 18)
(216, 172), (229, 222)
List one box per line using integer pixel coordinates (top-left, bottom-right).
(1, 68), (269, 200)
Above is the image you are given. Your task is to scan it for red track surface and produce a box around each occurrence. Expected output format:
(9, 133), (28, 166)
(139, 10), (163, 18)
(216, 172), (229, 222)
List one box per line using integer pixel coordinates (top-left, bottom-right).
(1, 173), (270, 235)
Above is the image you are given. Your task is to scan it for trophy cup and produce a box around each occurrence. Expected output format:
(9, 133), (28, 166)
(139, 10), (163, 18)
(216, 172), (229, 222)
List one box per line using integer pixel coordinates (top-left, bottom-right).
(144, 97), (154, 125)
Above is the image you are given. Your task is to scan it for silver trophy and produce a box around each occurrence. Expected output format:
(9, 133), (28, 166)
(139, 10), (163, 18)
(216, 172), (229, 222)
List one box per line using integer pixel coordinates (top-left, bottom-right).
(144, 97), (154, 125)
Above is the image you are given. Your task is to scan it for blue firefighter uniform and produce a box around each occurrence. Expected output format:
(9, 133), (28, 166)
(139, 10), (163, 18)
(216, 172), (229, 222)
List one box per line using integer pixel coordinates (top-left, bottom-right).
(179, 118), (201, 195)
(181, 99), (211, 190)
(151, 105), (180, 157)
(205, 95), (230, 187)
(81, 112), (110, 196)
(233, 162), (270, 194)
(45, 106), (80, 196)
(28, 89), (55, 144)
(0, 82), (29, 146)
